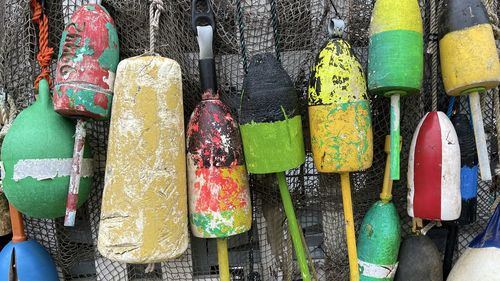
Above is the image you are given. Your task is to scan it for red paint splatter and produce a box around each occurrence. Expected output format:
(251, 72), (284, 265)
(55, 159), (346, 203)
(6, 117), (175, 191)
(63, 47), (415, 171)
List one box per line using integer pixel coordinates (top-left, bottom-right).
(93, 92), (109, 109)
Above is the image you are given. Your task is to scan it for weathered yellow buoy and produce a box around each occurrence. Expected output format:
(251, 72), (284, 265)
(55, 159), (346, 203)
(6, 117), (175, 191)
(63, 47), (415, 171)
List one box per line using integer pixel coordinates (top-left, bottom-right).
(98, 56), (188, 263)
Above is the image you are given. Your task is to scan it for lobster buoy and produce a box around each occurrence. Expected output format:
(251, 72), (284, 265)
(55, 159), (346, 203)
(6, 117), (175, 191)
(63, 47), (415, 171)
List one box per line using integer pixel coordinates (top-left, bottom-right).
(407, 112), (461, 221)
(394, 235), (443, 281)
(1, 79), (92, 218)
(53, 3), (119, 120)
(98, 56), (188, 263)
(308, 19), (373, 173)
(447, 204), (500, 281)
(451, 114), (478, 225)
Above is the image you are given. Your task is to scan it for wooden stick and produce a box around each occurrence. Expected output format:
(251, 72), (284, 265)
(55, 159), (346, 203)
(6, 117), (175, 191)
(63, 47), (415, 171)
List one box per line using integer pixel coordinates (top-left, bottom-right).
(277, 172), (312, 281)
(469, 92), (492, 181)
(340, 173), (359, 281)
(390, 94), (401, 180)
(9, 204), (26, 243)
(64, 119), (87, 226)
(217, 238), (230, 281)
(380, 136), (393, 202)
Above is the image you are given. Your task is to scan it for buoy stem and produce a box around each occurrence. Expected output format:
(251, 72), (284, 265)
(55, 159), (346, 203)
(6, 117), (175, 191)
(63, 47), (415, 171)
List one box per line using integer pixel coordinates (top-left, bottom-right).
(390, 94), (400, 180)
(277, 172), (312, 281)
(64, 119), (87, 226)
(380, 136), (393, 202)
(469, 92), (492, 181)
(217, 238), (230, 281)
(9, 205), (26, 243)
(340, 173), (360, 281)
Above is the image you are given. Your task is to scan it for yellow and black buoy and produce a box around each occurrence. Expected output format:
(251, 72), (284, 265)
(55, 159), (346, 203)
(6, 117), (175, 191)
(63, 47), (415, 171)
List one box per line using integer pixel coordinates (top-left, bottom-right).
(439, 0), (500, 181)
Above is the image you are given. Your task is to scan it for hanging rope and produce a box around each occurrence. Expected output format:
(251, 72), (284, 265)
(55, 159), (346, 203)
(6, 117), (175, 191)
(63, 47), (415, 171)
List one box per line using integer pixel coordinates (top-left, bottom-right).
(269, 0), (281, 61)
(31, 0), (54, 90)
(484, 0), (500, 38)
(149, 0), (165, 54)
(429, 0), (439, 112)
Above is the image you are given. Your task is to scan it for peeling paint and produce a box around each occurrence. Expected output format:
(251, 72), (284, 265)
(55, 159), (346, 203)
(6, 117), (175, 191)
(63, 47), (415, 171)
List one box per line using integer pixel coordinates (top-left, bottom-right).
(12, 158), (93, 181)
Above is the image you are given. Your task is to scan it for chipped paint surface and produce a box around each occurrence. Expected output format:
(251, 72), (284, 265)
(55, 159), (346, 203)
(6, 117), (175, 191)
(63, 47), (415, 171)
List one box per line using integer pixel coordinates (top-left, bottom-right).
(308, 38), (372, 173)
(12, 158), (93, 181)
(439, 24), (500, 96)
(99, 56), (188, 263)
(187, 161), (251, 238)
(186, 93), (251, 238)
(54, 4), (119, 120)
(309, 101), (372, 173)
(308, 39), (368, 106)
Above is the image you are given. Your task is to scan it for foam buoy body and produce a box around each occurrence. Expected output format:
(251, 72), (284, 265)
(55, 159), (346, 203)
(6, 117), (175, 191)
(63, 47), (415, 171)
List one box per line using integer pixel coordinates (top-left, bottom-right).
(308, 38), (373, 173)
(1, 79), (92, 218)
(451, 114), (478, 225)
(0, 240), (59, 281)
(368, 0), (423, 95)
(439, 0), (500, 96)
(54, 4), (119, 120)
(187, 94), (251, 238)
(240, 53), (305, 174)
(447, 204), (500, 281)
(407, 112), (461, 221)
(357, 201), (400, 280)
(394, 235), (443, 281)
(98, 56), (188, 263)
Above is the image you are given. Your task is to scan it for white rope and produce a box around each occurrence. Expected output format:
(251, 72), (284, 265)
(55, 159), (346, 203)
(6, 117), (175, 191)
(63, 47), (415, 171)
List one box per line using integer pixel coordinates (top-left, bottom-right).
(484, 0), (500, 38)
(149, 0), (165, 54)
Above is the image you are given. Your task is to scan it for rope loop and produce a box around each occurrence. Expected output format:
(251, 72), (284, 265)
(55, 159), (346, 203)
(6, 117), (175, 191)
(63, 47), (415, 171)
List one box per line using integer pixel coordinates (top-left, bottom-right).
(31, 0), (54, 90)
(149, 0), (165, 53)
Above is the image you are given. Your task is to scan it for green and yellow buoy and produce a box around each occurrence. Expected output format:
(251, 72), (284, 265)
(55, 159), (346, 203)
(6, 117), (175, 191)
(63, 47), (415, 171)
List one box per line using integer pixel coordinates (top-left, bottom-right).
(368, 0), (423, 180)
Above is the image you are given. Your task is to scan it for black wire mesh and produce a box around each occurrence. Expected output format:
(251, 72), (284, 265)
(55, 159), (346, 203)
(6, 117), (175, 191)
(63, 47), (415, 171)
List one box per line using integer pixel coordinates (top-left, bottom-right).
(1, 0), (499, 280)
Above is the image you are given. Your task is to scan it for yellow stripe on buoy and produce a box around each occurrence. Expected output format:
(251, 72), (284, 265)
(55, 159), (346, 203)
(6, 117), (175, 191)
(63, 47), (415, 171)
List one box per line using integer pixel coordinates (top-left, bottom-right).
(439, 24), (500, 96)
(369, 0), (422, 35)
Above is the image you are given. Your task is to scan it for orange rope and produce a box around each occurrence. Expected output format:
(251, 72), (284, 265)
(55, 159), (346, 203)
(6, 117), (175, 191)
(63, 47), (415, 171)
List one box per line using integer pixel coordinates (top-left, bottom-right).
(31, 0), (54, 90)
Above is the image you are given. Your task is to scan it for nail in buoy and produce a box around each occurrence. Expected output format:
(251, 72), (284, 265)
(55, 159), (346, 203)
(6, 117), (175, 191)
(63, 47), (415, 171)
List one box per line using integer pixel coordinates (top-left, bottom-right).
(407, 112), (461, 221)
(308, 19), (373, 173)
(439, 0), (500, 181)
(240, 54), (312, 281)
(447, 204), (500, 281)
(368, 0), (423, 180)
(394, 235), (443, 281)
(98, 57), (188, 263)
(1, 79), (93, 218)
(0, 205), (59, 280)
(451, 114), (478, 225)
(357, 136), (400, 280)
(54, 3), (119, 226)
(308, 19), (372, 280)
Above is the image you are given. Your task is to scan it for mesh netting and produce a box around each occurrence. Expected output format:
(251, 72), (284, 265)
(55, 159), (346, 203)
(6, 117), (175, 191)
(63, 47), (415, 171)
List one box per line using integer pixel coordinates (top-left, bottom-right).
(1, 0), (499, 280)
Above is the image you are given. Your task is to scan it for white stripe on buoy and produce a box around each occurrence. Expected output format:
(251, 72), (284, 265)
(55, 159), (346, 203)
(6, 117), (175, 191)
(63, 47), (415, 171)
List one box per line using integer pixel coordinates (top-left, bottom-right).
(358, 259), (398, 278)
(407, 112), (427, 218)
(11, 158), (93, 181)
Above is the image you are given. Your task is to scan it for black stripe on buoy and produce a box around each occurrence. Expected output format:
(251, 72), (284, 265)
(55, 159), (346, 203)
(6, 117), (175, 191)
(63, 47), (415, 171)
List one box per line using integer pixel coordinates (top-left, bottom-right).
(439, 0), (490, 40)
(240, 53), (298, 125)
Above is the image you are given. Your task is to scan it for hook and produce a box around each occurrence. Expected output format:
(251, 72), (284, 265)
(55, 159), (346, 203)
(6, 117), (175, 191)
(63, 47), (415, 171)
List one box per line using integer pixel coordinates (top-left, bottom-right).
(192, 0), (215, 35)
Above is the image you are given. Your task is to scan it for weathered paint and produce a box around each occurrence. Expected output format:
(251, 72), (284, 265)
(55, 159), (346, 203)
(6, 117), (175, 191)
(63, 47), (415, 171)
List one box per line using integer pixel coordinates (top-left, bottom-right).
(240, 54), (305, 174)
(308, 38), (373, 173)
(448, 205), (500, 281)
(367, 0), (423, 95)
(309, 102), (372, 173)
(240, 116), (305, 174)
(12, 158), (93, 181)
(407, 112), (461, 221)
(98, 57), (188, 263)
(357, 201), (400, 280)
(186, 94), (251, 239)
(439, 25), (500, 96)
(1, 79), (92, 219)
(54, 4), (119, 120)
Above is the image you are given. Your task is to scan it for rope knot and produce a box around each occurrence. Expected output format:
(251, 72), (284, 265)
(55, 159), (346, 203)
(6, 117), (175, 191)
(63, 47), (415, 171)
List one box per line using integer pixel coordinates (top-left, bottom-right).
(149, 0), (165, 53)
(31, 0), (54, 89)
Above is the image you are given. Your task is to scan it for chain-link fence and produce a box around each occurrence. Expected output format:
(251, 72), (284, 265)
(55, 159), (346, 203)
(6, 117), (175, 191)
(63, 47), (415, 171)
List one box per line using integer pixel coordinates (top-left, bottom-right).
(1, 0), (499, 280)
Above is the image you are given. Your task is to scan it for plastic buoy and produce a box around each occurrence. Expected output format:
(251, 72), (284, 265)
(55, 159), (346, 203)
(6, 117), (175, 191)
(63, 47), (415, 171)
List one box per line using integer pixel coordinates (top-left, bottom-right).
(394, 235), (443, 281)
(1, 79), (92, 218)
